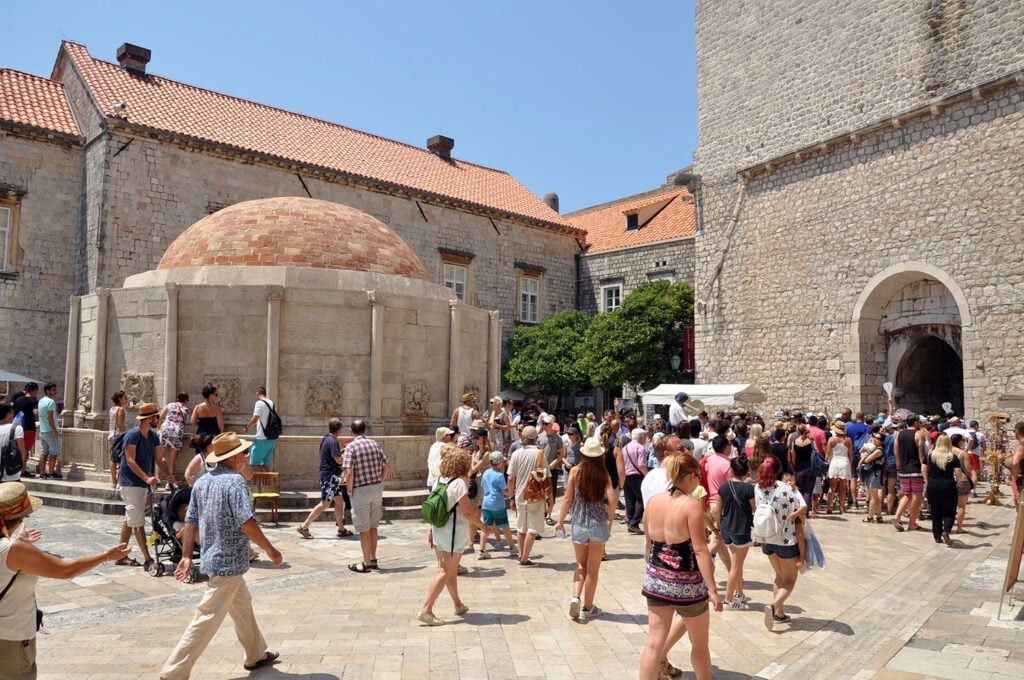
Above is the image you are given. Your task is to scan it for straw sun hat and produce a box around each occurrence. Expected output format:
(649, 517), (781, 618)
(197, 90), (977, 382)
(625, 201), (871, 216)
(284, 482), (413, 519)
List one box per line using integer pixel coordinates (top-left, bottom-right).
(204, 432), (253, 464)
(0, 482), (42, 525)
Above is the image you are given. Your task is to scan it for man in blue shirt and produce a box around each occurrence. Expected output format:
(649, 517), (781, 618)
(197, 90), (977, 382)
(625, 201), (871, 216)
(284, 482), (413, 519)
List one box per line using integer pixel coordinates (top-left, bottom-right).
(116, 402), (163, 569)
(161, 431), (283, 679)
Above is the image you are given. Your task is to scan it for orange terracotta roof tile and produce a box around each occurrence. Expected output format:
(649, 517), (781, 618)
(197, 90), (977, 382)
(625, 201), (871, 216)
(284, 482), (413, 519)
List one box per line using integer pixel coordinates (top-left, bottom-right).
(0, 69), (80, 137)
(566, 186), (695, 253)
(58, 42), (578, 234)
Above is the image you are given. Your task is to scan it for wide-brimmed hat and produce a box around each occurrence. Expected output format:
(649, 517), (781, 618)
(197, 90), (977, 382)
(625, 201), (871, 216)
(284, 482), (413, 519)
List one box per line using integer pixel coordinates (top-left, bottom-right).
(832, 421), (846, 435)
(136, 402), (160, 420)
(205, 432), (253, 464)
(949, 416), (962, 426)
(581, 437), (604, 458)
(470, 418), (486, 429)
(0, 482), (42, 522)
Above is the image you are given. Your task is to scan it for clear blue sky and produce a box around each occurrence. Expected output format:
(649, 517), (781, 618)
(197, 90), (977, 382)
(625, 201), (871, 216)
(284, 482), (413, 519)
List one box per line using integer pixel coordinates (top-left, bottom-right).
(5, 1), (697, 213)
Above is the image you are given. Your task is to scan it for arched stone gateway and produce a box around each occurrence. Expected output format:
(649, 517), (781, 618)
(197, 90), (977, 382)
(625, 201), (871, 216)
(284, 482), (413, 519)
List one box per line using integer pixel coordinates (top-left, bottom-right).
(849, 262), (975, 417)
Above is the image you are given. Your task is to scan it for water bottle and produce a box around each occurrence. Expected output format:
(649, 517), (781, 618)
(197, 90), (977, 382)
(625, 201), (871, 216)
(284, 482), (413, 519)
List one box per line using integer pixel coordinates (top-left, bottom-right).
(555, 528), (567, 539)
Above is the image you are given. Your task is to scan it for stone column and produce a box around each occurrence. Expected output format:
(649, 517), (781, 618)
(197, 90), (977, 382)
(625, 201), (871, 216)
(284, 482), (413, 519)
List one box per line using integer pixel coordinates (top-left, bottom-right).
(91, 289), (109, 416)
(447, 300), (461, 415)
(265, 286), (284, 399)
(162, 283), (179, 405)
(367, 291), (384, 421)
(487, 310), (501, 401)
(63, 295), (81, 425)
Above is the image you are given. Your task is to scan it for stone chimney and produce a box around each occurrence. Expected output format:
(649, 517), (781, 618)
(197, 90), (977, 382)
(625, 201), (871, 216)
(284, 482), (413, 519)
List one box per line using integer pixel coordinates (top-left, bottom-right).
(426, 135), (454, 159)
(116, 43), (151, 75)
(543, 192), (560, 214)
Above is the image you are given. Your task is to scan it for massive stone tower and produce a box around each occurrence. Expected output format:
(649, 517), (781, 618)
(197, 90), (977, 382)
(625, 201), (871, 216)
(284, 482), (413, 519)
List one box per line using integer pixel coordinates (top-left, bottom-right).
(692, 0), (1024, 416)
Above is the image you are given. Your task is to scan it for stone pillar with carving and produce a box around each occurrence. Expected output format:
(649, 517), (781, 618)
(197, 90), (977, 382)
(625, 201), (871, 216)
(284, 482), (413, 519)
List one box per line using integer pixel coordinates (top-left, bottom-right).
(448, 300), (461, 417)
(487, 310), (501, 401)
(265, 286), (284, 399)
(91, 289), (109, 416)
(163, 283), (179, 405)
(63, 295), (81, 425)
(367, 290), (384, 422)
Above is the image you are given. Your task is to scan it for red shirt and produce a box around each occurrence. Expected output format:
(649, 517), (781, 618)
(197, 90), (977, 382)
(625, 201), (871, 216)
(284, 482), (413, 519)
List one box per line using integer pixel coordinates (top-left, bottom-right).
(809, 426), (827, 454)
(704, 453), (732, 503)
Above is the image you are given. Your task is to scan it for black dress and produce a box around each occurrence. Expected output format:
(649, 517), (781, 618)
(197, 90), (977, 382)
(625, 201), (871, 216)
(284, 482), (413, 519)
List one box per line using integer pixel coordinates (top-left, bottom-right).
(925, 454), (962, 541)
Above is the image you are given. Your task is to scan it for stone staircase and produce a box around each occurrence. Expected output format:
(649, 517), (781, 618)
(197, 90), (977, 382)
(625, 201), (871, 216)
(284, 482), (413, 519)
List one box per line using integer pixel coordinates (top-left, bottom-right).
(20, 465), (428, 524)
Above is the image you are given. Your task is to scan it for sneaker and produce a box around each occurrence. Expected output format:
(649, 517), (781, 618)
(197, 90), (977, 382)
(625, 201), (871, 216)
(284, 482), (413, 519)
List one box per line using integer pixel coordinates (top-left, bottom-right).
(739, 593), (751, 603)
(569, 596), (581, 620)
(582, 605), (602, 620)
(508, 550), (519, 560)
(456, 565), (469, 575)
(942, 531), (953, 546)
(477, 550), (491, 560)
(627, 525), (644, 535)
(726, 599), (748, 611)
(763, 605), (774, 631)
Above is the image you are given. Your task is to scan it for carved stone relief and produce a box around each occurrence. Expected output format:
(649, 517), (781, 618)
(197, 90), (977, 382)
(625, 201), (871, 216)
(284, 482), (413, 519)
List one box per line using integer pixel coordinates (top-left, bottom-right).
(77, 376), (93, 411)
(122, 371), (155, 410)
(402, 381), (429, 417)
(306, 375), (343, 417)
(202, 374), (241, 414)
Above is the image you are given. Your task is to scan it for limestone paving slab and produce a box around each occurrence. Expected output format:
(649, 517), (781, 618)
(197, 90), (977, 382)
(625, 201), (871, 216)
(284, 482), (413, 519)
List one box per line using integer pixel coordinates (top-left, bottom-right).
(20, 488), (1023, 679)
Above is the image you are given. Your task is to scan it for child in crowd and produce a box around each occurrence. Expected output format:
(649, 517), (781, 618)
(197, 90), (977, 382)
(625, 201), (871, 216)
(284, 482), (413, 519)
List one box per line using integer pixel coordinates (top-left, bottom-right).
(479, 451), (517, 559)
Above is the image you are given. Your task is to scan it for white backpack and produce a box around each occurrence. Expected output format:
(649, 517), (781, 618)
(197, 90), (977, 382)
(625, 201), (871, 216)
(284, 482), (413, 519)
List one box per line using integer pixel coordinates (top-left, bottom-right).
(752, 486), (785, 545)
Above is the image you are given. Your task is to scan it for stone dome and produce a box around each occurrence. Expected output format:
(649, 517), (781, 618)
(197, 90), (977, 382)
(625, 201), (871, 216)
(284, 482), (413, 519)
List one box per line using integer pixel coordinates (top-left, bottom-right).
(158, 196), (429, 280)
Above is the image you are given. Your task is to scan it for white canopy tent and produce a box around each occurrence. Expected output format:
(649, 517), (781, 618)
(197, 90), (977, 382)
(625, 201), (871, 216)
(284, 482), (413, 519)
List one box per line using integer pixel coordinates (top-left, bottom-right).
(640, 383), (767, 408)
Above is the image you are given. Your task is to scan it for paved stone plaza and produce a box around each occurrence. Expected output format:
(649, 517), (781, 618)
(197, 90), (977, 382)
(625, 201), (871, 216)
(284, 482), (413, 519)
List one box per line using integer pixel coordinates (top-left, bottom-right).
(22, 489), (1024, 679)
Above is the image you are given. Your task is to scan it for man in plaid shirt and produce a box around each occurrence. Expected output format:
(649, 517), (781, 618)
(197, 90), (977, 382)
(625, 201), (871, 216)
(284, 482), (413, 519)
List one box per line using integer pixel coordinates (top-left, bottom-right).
(343, 419), (390, 573)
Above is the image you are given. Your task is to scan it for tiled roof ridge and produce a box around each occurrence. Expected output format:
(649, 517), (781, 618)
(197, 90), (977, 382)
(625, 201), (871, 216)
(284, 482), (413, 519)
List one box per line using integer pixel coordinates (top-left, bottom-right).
(61, 41), (514, 179)
(563, 184), (683, 217)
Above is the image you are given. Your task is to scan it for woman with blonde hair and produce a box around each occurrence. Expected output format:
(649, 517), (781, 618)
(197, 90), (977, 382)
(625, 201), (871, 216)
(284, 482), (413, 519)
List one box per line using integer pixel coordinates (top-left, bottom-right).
(949, 433), (972, 533)
(418, 451), (485, 626)
(639, 452), (721, 680)
(744, 424), (763, 459)
(926, 433), (963, 546)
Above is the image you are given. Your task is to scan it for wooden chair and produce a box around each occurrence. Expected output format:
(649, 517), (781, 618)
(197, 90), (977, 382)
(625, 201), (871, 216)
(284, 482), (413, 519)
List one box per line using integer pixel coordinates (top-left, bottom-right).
(250, 472), (281, 524)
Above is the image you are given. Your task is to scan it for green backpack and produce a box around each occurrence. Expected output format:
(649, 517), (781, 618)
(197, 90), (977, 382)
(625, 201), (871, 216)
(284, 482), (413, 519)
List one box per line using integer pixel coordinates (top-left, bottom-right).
(421, 481), (453, 527)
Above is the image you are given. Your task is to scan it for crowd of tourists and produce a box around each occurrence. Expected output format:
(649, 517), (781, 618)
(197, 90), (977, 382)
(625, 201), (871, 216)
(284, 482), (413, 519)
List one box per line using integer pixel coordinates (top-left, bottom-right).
(2, 382), (1024, 680)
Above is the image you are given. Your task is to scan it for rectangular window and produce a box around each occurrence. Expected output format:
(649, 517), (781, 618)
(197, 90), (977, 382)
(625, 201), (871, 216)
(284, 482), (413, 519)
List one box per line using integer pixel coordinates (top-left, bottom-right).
(0, 206), (9, 272)
(648, 271), (674, 282)
(443, 262), (467, 301)
(602, 284), (622, 312)
(626, 213), (640, 230)
(519, 276), (539, 323)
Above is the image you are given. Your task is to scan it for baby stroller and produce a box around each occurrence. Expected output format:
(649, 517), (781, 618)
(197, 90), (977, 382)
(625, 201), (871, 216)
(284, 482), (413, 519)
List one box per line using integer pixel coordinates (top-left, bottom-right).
(148, 485), (201, 582)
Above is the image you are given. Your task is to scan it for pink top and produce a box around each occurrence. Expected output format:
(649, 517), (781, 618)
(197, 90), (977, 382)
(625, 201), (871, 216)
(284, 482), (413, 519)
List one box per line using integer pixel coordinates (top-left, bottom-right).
(704, 453), (732, 503)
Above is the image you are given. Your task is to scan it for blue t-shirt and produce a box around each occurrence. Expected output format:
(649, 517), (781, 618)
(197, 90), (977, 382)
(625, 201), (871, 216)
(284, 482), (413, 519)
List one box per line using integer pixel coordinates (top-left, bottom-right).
(846, 421), (870, 449)
(481, 468), (507, 512)
(883, 434), (896, 467)
(37, 397), (57, 434)
(119, 427), (159, 487)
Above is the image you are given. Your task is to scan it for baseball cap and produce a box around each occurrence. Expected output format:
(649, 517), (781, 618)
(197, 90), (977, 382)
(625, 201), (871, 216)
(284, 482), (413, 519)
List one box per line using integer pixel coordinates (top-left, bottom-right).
(489, 451), (506, 464)
(652, 414), (663, 421)
(566, 427), (580, 436)
(541, 414), (555, 424)
(675, 392), (688, 403)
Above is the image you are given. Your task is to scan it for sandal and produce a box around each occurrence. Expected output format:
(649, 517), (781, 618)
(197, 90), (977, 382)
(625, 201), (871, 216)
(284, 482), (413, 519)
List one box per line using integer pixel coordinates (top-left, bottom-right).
(348, 562), (373, 574)
(662, 661), (684, 678)
(862, 517), (874, 523)
(297, 526), (313, 539)
(336, 527), (353, 537)
(115, 556), (142, 567)
(368, 559), (379, 570)
(417, 612), (446, 626)
(243, 651), (280, 671)
(519, 559), (536, 567)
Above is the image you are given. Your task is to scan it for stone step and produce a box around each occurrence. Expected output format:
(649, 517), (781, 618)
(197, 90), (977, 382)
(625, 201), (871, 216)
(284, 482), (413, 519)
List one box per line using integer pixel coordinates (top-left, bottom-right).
(19, 476), (429, 522)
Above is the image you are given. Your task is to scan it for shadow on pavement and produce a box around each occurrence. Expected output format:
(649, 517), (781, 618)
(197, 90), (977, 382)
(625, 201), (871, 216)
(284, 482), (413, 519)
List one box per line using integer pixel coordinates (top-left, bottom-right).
(460, 612), (530, 626)
(229, 672), (339, 679)
(781, 617), (854, 634)
(674, 667), (752, 679)
(250, 562), (292, 570)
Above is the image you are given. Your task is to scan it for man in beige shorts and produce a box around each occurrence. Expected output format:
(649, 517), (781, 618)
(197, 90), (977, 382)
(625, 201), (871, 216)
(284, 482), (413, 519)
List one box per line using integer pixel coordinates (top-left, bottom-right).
(507, 426), (552, 567)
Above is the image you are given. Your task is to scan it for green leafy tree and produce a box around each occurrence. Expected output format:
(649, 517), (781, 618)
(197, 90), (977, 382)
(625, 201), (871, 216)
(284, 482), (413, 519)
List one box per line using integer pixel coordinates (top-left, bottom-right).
(582, 280), (694, 392)
(504, 310), (592, 396)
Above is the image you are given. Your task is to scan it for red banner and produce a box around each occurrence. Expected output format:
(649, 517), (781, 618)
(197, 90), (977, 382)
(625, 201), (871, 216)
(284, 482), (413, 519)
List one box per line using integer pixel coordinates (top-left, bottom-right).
(682, 324), (695, 373)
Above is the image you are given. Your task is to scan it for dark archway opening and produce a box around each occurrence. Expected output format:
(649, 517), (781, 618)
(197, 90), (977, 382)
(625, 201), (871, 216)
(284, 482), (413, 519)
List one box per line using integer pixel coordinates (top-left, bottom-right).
(896, 336), (964, 416)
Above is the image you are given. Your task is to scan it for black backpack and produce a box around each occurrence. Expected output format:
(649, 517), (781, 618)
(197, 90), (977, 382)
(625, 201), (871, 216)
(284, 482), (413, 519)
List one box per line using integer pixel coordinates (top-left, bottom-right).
(1, 427), (23, 480)
(260, 400), (283, 440)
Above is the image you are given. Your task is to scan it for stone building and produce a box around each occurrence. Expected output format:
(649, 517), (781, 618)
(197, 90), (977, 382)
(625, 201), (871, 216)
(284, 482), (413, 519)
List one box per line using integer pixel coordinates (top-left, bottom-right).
(66, 196), (499, 435)
(691, 0), (1024, 417)
(0, 41), (582, 404)
(568, 174), (696, 316)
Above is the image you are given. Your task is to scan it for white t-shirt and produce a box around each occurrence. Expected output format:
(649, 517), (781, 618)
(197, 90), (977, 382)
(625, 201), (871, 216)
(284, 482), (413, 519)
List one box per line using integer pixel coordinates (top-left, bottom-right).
(690, 437), (709, 460)
(441, 476), (468, 511)
(0, 423), (25, 482)
(669, 403), (686, 428)
(253, 399), (274, 440)
(507, 445), (547, 504)
(641, 467), (672, 508)
(0, 538), (39, 640)
(426, 441), (444, 488)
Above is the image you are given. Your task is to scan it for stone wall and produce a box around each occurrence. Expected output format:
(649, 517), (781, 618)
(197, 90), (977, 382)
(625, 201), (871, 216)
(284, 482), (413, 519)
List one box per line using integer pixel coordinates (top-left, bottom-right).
(692, 0), (1024, 420)
(0, 132), (82, 393)
(579, 238), (695, 315)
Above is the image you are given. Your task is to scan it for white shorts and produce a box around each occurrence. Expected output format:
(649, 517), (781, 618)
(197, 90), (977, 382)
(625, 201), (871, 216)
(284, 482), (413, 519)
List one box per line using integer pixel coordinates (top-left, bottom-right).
(120, 486), (148, 528)
(516, 501), (545, 536)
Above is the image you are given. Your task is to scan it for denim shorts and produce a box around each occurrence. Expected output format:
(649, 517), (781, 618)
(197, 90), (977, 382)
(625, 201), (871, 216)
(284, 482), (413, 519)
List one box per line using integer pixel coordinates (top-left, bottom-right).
(571, 522), (611, 545)
(761, 543), (800, 560)
(721, 531), (752, 548)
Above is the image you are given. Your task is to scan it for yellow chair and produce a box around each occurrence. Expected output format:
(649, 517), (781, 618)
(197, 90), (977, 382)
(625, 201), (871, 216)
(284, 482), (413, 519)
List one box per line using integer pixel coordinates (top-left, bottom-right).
(251, 472), (281, 525)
